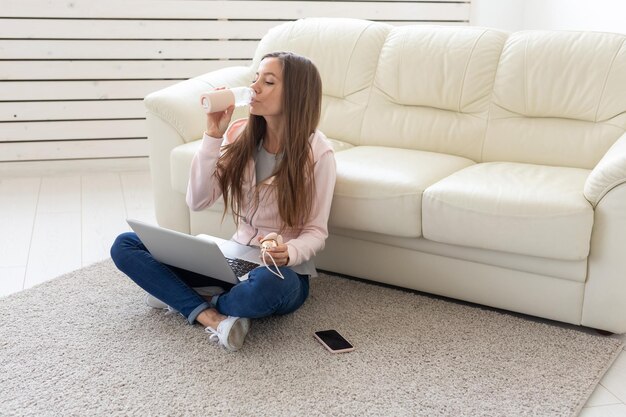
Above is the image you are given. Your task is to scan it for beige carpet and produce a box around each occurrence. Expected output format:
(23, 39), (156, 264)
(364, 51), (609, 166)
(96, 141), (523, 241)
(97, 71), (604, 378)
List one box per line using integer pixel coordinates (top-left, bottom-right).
(0, 260), (622, 416)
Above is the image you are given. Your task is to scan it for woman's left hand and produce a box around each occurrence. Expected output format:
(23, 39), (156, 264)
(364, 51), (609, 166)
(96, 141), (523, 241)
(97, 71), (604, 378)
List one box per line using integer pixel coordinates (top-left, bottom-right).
(258, 237), (290, 267)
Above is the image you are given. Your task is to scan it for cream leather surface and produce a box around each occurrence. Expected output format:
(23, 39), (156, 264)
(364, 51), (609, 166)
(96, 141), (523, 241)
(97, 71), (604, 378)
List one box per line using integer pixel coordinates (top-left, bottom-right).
(422, 162), (593, 260)
(482, 108), (622, 169)
(360, 26), (507, 161)
(493, 31), (626, 121)
(170, 141), (227, 217)
(316, 233), (585, 326)
(170, 140), (200, 195)
(373, 26), (507, 112)
(483, 31), (626, 169)
(330, 227), (587, 282)
(252, 18), (390, 144)
(331, 146), (474, 237)
(145, 18), (626, 332)
(584, 132), (626, 205)
(583, 184), (626, 333)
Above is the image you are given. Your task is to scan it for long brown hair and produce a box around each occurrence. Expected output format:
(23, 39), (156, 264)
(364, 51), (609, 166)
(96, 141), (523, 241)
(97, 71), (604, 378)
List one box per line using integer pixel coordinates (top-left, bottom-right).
(216, 52), (323, 231)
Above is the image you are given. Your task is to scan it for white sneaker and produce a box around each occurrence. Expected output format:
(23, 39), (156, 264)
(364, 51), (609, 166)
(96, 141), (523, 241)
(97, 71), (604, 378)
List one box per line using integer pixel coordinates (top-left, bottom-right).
(206, 316), (250, 352)
(144, 293), (170, 309)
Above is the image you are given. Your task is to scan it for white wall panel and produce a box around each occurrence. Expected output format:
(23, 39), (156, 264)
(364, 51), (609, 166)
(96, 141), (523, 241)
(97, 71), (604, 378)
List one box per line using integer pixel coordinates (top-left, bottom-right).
(0, 0), (471, 164)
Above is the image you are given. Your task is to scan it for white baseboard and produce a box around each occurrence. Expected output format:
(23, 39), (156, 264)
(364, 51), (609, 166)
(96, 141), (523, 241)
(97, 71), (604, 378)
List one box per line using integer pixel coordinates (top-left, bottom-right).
(0, 157), (150, 177)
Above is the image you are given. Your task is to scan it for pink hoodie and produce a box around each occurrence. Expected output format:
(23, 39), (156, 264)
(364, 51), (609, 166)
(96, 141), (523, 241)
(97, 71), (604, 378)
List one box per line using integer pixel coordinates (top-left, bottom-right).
(186, 119), (337, 267)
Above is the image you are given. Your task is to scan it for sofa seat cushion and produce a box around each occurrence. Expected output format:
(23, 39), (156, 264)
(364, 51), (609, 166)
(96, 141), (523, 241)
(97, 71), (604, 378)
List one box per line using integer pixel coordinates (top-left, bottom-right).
(330, 146), (474, 237)
(422, 162), (593, 260)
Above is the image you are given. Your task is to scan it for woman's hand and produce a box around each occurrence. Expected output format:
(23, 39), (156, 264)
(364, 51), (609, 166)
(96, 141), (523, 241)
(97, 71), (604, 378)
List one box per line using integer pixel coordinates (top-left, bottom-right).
(204, 87), (235, 138)
(258, 237), (290, 267)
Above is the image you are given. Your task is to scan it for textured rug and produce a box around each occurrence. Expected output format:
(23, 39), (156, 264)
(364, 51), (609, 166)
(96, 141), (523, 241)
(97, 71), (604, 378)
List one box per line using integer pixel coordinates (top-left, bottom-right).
(0, 260), (622, 417)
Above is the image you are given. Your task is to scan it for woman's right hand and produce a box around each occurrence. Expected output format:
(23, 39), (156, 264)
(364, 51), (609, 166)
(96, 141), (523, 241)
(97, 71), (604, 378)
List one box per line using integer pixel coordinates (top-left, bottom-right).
(204, 87), (235, 138)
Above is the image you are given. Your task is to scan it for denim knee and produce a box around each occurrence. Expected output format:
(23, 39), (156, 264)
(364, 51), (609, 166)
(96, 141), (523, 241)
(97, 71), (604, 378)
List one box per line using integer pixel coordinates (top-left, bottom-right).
(110, 231), (139, 268)
(249, 267), (301, 300)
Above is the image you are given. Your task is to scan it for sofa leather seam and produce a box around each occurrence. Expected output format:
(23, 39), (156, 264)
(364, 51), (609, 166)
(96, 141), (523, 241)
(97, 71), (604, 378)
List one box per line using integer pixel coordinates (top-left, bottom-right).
(457, 29), (487, 113)
(423, 196), (593, 218)
(357, 24), (389, 144)
(341, 22), (371, 98)
(480, 32), (509, 163)
(592, 178), (626, 207)
(593, 38), (625, 123)
(523, 36), (529, 117)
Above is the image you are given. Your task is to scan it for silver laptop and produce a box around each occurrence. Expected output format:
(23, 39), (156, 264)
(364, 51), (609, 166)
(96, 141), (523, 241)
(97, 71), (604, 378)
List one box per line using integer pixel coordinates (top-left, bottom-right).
(127, 218), (261, 284)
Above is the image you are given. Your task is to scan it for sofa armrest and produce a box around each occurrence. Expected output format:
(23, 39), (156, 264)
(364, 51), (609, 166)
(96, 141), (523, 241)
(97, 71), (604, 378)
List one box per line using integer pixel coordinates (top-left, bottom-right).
(144, 66), (254, 143)
(584, 131), (626, 206)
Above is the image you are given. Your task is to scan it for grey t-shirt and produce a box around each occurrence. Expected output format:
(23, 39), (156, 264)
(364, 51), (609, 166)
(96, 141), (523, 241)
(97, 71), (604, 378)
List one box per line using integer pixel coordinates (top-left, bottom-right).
(255, 140), (281, 184)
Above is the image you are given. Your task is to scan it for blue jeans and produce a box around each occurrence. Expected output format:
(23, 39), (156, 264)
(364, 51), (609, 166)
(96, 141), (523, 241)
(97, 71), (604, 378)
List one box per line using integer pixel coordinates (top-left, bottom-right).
(110, 232), (309, 324)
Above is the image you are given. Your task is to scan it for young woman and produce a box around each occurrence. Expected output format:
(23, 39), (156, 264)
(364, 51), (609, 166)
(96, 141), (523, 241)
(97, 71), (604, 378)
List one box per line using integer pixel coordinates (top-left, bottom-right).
(111, 52), (336, 352)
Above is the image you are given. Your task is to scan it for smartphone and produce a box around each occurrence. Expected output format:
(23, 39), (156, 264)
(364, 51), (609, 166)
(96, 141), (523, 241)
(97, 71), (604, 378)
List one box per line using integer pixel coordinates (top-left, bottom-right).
(314, 330), (355, 353)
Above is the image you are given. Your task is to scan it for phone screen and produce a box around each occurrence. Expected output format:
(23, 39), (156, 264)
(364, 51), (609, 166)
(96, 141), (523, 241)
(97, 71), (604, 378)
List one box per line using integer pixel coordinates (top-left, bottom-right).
(315, 330), (353, 351)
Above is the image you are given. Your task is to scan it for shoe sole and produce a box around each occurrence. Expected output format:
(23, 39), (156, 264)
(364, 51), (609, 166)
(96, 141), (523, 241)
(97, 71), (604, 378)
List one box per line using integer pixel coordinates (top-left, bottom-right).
(226, 318), (249, 351)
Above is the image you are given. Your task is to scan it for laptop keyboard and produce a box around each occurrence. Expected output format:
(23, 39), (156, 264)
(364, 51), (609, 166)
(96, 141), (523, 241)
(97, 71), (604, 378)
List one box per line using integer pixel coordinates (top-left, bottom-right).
(226, 257), (259, 278)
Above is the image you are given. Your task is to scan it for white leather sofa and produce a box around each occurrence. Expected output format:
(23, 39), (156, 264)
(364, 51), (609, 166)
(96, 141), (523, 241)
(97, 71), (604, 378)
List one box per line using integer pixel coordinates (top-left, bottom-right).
(144, 18), (626, 333)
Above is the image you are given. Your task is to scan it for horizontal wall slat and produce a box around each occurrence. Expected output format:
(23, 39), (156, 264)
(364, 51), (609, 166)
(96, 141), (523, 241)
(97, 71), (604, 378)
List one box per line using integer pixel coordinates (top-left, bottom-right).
(0, 60), (251, 80)
(3, 1), (471, 21)
(0, 100), (145, 122)
(0, 80), (178, 101)
(0, 40), (259, 59)
(0, 139), (148, 162)
(0, 19), (280, 40)
(1, 120), (146, 142)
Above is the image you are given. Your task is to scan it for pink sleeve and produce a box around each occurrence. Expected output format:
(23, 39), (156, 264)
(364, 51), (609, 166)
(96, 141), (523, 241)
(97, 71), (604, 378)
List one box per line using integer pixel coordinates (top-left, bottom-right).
(186, 119), (247, 211)
(286, 148), (337, 265)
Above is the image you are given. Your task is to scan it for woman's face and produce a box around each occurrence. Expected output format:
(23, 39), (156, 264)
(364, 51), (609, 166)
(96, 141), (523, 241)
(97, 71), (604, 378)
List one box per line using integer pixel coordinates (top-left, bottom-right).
(250, 58), (283, 117)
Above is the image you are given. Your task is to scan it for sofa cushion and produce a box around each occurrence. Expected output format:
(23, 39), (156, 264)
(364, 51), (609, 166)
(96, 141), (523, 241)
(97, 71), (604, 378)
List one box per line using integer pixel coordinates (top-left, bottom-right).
(422, 162), (593, 260)
(359, 25), (508, 161)
(483, 31), (626, 169)
(252, 17), (390, 146)
(330, 146), (474, 237)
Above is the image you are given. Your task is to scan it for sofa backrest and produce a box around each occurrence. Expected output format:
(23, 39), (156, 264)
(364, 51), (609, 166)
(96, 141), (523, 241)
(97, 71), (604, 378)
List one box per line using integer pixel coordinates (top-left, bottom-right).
(359, 25), (507, 161)
(483, 31), (626, 169)
(252, 18), (626, 167)
(252, 18), (390, 145)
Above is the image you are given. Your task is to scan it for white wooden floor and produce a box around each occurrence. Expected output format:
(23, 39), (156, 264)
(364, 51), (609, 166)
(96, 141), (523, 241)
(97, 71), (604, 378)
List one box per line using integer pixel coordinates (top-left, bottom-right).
(0, 168), (625, 416)
(0, 170), (156, 294)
